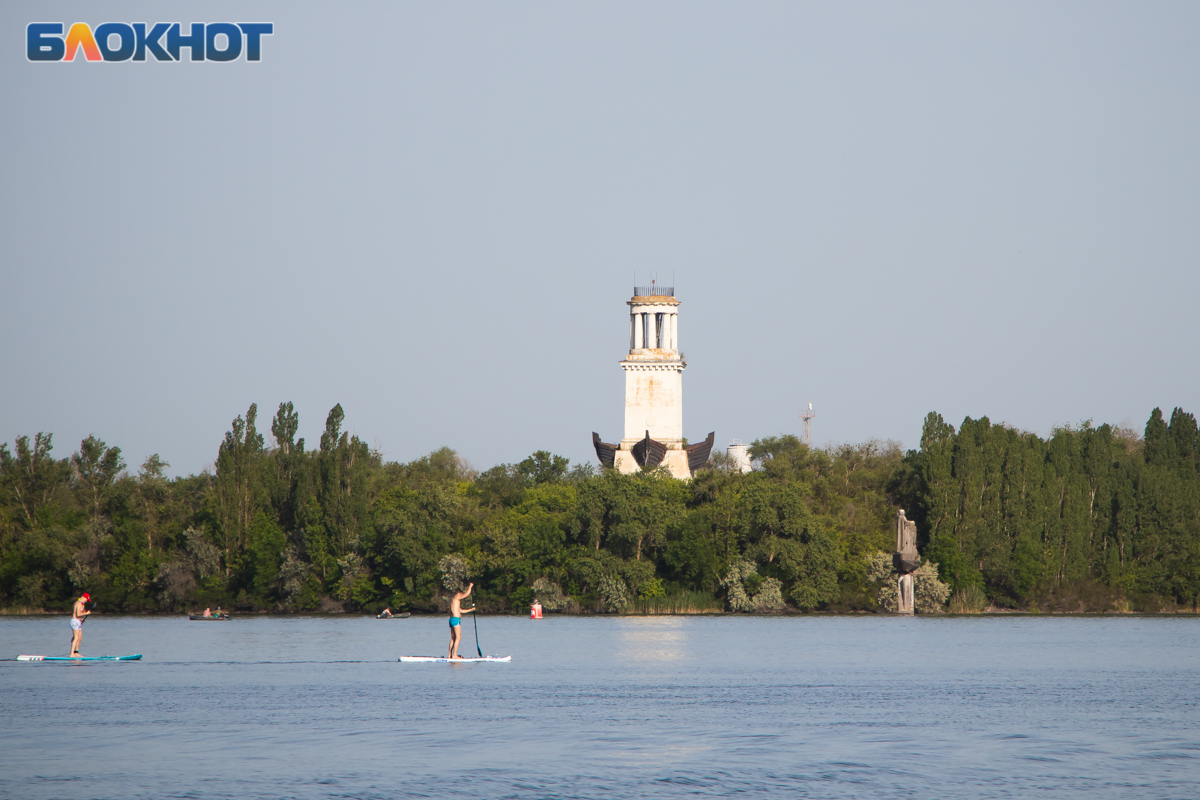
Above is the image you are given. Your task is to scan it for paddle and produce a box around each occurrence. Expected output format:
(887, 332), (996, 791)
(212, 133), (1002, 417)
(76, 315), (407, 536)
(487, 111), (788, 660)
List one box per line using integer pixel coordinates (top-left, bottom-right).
(471, 604), (483, 658)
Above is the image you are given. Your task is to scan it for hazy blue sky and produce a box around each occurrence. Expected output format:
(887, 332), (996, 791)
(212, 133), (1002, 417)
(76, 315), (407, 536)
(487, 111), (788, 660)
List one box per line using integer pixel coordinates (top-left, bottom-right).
(2, 2), (1197, 477)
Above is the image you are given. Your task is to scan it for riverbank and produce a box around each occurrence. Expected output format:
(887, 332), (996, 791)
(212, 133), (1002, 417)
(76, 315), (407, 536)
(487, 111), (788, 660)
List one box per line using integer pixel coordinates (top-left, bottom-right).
(5, 607), (1198, 617)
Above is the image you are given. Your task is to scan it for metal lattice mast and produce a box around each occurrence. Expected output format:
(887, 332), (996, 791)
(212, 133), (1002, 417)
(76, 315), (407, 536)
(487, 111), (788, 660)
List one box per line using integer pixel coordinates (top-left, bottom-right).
(800, 402), (815, 448)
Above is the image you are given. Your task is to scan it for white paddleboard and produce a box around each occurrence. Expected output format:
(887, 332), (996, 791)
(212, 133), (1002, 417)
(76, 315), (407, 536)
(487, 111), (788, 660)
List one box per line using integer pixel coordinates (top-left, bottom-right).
(398, 655), (511, 663)
(17, 654), (142, 662)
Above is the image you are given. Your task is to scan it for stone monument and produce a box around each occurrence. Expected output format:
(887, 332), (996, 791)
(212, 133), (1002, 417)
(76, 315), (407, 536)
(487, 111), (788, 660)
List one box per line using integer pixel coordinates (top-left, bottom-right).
(894, 509), (920, 614)
(592, 284), (713, 479)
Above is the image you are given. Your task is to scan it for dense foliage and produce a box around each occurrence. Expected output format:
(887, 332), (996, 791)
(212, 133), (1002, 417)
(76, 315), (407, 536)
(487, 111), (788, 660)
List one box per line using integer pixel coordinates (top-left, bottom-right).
(2, 403), (1197, 614)
(890, 409), (1200, 611)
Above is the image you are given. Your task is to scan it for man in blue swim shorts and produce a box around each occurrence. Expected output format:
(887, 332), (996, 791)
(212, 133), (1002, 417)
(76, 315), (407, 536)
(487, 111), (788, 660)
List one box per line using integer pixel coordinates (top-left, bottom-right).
(447, 582), (475, 659)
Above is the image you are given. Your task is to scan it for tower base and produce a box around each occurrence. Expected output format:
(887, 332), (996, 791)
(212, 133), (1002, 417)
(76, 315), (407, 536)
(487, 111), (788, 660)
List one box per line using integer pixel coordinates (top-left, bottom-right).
(613, 448), (691, 480)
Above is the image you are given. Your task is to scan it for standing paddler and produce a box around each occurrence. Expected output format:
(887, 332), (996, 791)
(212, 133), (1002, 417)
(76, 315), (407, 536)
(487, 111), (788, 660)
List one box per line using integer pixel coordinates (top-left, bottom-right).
(447, 582), (476, 659)
(70, 592), (91, 657)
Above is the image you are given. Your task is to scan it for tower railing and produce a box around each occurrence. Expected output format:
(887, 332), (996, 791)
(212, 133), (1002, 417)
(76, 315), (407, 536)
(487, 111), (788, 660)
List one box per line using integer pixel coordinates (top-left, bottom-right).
(633, 285), (675, 297)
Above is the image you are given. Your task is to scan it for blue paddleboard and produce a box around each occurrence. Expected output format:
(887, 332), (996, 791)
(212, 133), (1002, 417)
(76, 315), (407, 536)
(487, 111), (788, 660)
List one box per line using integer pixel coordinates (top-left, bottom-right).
(17, 654), (142, 662)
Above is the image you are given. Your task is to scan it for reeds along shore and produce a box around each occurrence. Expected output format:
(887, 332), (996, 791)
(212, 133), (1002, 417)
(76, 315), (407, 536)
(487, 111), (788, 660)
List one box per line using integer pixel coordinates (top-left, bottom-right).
(1, 404), (1199, 616)
(625, 591), (727, 615)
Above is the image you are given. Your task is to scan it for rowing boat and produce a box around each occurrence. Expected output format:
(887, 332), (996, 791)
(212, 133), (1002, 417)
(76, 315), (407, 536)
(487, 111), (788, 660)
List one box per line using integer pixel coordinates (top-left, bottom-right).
(17, 654), (142, 662)
(188, 615), (231, 620)
(376, 612), (411, 619)
(398, 655), (511, 663)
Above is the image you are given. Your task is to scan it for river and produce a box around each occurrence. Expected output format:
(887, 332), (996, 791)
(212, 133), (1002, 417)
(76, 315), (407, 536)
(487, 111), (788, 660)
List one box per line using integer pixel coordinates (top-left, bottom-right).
(1, 614), (1196, 799)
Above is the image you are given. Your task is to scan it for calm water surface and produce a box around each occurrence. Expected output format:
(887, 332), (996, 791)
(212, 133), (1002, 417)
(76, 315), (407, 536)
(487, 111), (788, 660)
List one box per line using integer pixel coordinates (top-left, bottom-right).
(1, 614), (1197, 799)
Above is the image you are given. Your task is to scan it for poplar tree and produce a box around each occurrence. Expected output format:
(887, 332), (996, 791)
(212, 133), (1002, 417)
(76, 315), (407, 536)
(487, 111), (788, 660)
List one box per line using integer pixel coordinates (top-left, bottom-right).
(317, 403), (375, 559)
(215, 404), (266, 574)
(267, 401), (307, 532)
(137, 454), (170, 553)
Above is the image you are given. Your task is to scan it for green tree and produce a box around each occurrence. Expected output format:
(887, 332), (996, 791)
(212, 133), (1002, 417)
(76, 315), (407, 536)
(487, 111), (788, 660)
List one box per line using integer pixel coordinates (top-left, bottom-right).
(372, 481), (475, 605)
(596, 471), (686, 563)
(71, 435), (126, 526)
(0, 433), (68, 529)
(215, 404), (266, 575)
(247, 511), (287, 600)
(517, 451), (570, 485)
(266, 401), (308, 533)
(136, 454), (170, 553)
(316, 403), (377, 560)
(1144, 407), (1173, 467)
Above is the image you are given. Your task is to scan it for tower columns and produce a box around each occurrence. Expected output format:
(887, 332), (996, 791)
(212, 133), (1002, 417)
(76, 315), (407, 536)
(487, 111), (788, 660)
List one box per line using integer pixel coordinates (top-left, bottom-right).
(628, 307), (683, 354)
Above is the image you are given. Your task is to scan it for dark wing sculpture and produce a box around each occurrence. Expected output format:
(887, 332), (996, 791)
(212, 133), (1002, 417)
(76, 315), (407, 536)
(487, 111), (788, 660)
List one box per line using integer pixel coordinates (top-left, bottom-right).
(631, 430), (667, 469)
(592, 432), (618, 468)
(686, 431), (715, 474)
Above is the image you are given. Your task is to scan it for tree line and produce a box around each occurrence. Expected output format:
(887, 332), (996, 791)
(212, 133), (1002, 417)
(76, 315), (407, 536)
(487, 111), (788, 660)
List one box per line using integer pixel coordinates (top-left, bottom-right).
(1, 402), (1197, 614)
(892, 408), (1200, 611)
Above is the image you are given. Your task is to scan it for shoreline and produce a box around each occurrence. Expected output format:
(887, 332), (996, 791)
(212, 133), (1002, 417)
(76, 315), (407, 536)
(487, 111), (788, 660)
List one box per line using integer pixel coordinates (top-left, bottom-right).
(4, 608), (1198, 618)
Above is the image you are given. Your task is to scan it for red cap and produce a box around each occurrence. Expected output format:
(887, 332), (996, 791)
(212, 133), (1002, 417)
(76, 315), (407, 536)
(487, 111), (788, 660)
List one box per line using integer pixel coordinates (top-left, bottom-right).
(81, 593), (91, 601)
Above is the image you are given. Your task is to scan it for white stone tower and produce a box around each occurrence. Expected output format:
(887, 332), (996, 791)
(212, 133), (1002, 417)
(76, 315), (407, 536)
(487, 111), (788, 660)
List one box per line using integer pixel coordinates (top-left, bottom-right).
(592, 284), (713, 479)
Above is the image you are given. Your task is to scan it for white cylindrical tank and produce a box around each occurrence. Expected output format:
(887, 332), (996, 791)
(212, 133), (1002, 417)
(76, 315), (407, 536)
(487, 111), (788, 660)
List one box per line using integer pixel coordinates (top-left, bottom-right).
(727, 440), (751, 473)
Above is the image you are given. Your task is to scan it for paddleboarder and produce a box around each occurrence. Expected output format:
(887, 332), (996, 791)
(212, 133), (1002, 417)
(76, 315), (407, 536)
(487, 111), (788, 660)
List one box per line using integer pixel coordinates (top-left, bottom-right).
(447, 583), (476, 659)
(70, 592), (91, 657)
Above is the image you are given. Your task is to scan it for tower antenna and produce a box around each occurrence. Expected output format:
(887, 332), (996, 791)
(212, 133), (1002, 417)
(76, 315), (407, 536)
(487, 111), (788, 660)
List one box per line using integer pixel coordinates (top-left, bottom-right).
(800, 402), (815, 448)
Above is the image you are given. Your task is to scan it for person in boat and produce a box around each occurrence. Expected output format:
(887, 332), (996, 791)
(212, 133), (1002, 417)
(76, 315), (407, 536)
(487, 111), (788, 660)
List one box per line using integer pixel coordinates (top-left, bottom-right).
(202, 607), (212, 618)
(215, 606), (225, 619)
(70, 592), (91, 657)
(447, 583), (476, 659)
(380, 607), (393, 618)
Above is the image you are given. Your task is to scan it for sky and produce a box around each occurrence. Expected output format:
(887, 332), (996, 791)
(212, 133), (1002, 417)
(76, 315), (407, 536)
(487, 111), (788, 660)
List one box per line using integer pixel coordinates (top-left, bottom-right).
(1, 1), (1198, 477)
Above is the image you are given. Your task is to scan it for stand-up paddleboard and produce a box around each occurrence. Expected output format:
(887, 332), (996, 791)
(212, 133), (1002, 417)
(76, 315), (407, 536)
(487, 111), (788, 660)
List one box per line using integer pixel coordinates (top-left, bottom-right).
(17, 654), (142, 662)
(399, 655), (510, 663)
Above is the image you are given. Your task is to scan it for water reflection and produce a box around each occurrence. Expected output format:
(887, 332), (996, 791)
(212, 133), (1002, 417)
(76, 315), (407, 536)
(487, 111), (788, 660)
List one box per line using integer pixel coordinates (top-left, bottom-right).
(617, 616), (687, 661)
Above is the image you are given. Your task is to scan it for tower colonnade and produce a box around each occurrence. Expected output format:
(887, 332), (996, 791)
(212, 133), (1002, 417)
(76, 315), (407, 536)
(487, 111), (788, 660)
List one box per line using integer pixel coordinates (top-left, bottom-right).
(629, 308), (679, 352)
